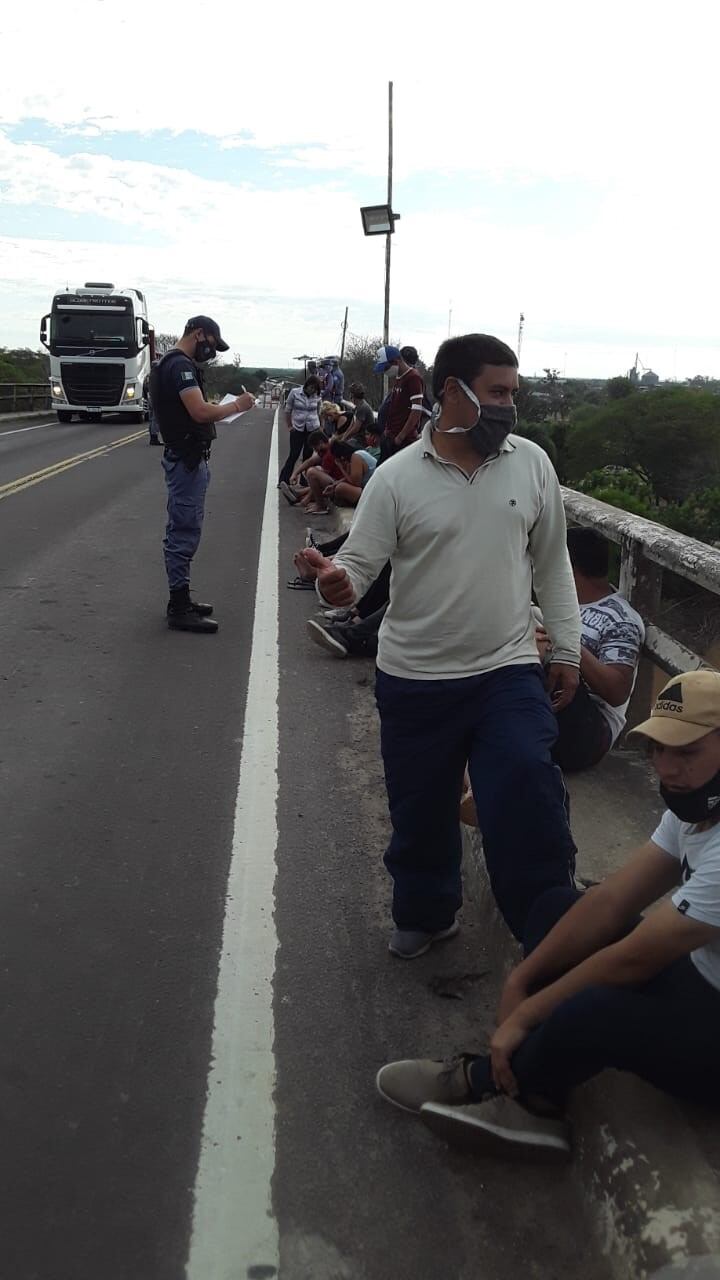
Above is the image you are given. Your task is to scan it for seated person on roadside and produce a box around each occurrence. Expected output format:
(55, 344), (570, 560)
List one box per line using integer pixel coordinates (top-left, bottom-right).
(320, 400), (352, 439)
(323, 439), (377, 507)
(340, 384), (375, 446)
(377, 669), (720, 1161)
(280, 429), (344, 514)
(538, 527), (645, 772)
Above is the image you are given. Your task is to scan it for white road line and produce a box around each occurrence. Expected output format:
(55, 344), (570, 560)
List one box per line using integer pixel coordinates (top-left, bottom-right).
(0, 420), (56, 437)
(186, 409), (280, 1280)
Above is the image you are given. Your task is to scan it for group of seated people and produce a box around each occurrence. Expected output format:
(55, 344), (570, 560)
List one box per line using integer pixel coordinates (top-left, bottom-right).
(278, 383), (379, 516)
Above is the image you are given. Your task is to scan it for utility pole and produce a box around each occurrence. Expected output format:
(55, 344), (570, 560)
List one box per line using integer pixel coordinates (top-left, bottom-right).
(517, 312), (525, 362)
(340, 306), (349, 363)
(383, 81), (393, 350)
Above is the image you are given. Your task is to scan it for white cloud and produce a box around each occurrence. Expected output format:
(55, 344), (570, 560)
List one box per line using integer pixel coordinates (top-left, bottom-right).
(2, 0), (720, 375)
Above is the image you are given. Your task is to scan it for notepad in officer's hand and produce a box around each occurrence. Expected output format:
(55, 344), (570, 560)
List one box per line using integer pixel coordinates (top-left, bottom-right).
(218, 393), (249, 424)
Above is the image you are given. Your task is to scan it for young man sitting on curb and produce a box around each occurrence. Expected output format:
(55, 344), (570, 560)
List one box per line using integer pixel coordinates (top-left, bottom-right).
(549, 527), (645, 772)
(378, 669), (720, 1160)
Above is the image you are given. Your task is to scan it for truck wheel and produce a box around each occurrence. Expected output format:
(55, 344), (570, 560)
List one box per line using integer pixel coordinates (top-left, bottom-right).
(57, 411), (73, 423)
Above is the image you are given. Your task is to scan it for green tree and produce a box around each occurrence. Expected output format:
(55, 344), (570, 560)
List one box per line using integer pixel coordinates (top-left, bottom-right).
(606, 376), (636, 400)
(514, 421), (557, 468)
(566, 388), (720, 502)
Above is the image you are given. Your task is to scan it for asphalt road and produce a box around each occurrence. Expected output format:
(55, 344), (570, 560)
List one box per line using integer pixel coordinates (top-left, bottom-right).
(0, 411), (612, 1280)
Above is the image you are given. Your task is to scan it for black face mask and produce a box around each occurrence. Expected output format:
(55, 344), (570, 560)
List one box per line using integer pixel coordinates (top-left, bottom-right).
(660, 771), (720, 823)
(436, 379), (518, 456)
(193, 338), (216, 364)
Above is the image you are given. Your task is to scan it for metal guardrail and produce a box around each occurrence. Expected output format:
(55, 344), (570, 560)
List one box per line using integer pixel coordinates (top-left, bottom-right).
(562, 488), (720, 722)
(0, 383), (51, 414)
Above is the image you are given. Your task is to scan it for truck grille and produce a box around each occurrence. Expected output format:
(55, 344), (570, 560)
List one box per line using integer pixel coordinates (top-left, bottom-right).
(60, 362), (125, 406)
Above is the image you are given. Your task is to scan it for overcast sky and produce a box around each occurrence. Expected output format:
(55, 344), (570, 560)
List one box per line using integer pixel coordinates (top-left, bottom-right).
(1, 0), (719, 379)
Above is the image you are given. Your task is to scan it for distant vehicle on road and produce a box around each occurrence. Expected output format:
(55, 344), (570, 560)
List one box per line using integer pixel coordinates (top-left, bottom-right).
(40, 283), (154, 424)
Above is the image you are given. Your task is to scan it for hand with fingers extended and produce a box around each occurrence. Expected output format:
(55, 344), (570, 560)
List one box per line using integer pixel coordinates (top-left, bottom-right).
(302, 548), (355, 607)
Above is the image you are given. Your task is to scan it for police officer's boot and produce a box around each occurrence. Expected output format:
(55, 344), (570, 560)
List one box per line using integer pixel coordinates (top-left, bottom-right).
(167, 586), (218, 633)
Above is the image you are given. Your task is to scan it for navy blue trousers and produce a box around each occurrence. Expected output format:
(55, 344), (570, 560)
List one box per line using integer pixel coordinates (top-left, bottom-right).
(469, 887), (720, 1106)
(162, 453), (210, 592)
(375, 664), (576, 940)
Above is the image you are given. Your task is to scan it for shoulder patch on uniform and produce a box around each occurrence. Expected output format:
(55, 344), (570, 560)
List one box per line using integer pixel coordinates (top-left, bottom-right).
(181, 370), (194, 381)
(676, 898), (691, 915)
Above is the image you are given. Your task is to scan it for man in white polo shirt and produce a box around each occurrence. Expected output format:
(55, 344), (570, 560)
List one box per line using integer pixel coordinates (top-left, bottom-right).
(305, 333), (581, 955)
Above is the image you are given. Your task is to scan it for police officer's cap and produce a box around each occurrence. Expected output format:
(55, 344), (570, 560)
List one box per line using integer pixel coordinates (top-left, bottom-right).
(184, 315), (230, 352)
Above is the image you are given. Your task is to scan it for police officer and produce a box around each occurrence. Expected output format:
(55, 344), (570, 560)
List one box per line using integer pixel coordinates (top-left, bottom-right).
(150, 316), (255, 634)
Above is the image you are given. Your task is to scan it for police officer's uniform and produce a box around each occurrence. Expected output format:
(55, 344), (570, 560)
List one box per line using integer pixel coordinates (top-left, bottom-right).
(150, 347), (217, 632)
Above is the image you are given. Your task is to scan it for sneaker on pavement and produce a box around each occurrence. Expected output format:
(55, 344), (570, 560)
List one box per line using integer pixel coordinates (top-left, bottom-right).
(376, 1054), (477, 1114)
(307, 619), (348, 657)
(388, 920), (459, 959)
(420, 1095), (571, 1162)
(279, 481), (300, 505)
(321, 606), (355, 623)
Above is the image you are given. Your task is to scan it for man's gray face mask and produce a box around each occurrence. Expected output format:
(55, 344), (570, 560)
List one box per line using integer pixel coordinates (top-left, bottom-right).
(436, 378), (517, 455)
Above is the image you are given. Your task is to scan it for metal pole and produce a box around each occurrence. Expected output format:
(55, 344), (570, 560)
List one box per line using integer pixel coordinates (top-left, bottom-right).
(383, 81), (393, 349)
(340, 306), (349, 362)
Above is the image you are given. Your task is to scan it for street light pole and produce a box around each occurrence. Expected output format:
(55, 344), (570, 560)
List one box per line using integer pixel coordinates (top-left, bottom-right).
(383, 81), (393, 349)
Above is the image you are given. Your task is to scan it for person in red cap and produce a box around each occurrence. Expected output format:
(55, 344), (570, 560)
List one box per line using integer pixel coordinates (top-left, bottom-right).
(150, 317), (254, 633)
(376, 669), (720, 1161)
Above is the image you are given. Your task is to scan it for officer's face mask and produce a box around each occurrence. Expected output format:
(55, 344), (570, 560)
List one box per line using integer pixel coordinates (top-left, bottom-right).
(193, 336), (216, 365)
(434, 378), (517, 456)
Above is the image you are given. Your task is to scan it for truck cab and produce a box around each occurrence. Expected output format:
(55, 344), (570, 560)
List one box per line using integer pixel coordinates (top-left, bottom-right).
(40, 283), (154, 424)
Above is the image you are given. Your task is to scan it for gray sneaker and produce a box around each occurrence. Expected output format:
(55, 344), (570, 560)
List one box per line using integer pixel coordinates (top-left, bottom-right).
(420, 1095), (571, 1162)
(388, 920), (459, 959)
(376, 1054), (477, 1114)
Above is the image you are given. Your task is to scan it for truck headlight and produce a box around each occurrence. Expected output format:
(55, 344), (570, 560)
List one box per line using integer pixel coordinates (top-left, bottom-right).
(124, 385), (136, 400)
(52, 383), (65, 398)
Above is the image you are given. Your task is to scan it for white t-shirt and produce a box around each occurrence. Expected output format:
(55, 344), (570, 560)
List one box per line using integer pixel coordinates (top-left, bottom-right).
(580, 593), (645, 744)
(652, 809), (720, 992)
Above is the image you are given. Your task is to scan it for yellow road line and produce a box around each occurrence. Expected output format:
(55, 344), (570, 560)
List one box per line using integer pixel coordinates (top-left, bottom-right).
(0, 430), (146, 502)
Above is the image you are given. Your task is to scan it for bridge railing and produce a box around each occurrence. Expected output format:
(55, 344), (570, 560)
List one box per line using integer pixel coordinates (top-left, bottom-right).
(0, 383), (51, 414)
(562, 487), (720, 723)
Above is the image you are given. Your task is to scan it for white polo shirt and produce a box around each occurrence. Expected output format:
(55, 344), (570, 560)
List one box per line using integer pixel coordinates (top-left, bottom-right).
(329, 424), (581, 680)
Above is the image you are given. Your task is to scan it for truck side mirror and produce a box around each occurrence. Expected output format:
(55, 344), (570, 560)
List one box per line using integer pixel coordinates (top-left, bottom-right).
(40, 315), (50, 350)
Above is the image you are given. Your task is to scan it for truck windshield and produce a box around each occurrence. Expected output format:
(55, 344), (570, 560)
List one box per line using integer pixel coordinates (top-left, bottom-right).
(51, 309), (136, 353)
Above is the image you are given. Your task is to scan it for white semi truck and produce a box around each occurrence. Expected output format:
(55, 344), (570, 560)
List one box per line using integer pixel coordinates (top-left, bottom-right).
(40, 283), (155, 423)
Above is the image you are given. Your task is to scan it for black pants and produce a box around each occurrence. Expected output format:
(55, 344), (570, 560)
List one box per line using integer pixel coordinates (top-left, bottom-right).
(552, 681), (612, 773)
(468, 887), (720, 1106)
(279, 429), (313, 485)
(340, 605), (387, 658)
(375, 664), (576, 939)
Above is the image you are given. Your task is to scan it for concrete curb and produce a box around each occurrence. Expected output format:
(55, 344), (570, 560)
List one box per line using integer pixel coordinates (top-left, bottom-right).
(0, 409), (54, 422)
(462, 823), (720, 1280)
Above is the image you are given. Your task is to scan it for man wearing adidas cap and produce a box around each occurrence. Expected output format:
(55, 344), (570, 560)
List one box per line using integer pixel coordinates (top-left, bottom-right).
(376, 669), (720, 1161)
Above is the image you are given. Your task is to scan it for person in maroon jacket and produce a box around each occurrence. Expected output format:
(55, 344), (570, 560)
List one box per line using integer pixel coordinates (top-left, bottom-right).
(374, 345), (428, 462)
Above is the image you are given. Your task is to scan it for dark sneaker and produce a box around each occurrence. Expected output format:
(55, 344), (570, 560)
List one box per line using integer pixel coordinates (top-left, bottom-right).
(148, 437), (163, 446)
(376, 1055), (476, 1114)
(190, 600), (214, 617)
(279, 481), (300, 505)
(420, 1095), (571, 1162)
(167, 607), (219, 634)
(307, 619), (348, 657)
(388, 921), (459, 959)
